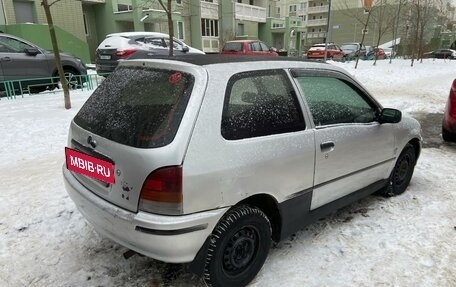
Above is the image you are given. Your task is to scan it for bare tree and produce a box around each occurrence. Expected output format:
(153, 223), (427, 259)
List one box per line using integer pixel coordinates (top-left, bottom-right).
(408, 0), (446, 66)
(369, 0), (407, 65)
(156, 0), (174, 56)
(41, 0), (70, 109)
(336, 0), (374, 69)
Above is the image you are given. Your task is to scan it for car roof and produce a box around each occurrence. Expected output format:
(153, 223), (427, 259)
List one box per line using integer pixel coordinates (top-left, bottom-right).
(106, 31), (169, 38)
(224, 40), (261, 43)
(121, 54), (341, 70)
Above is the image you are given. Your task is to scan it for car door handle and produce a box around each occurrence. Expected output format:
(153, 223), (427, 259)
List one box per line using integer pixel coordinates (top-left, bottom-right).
(1, 57), (11, 62)
(320, 141), (335, 152)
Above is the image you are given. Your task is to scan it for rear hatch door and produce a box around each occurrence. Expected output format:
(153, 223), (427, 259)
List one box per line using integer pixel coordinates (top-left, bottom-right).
(68, 61), (207, 212)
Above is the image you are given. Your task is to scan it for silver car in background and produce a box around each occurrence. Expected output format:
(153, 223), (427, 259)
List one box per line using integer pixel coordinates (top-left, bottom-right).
(95, 32), (205, 74)
(0, 33), (87, 93)
(64, 55), (421, 287)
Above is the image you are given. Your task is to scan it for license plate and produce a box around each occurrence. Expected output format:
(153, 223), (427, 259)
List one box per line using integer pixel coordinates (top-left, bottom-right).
(65, 147), (115, 184)
(100, 55), (111, 60)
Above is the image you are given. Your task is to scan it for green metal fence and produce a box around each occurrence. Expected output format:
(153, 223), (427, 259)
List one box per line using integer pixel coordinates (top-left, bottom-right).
(1, 73), (109, 99)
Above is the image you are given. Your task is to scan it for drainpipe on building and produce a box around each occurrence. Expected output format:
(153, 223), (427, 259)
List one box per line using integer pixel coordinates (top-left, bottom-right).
(324, 0), (332, 62)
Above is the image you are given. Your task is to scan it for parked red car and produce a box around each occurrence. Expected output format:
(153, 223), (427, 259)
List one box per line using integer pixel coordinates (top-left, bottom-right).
(365, 47), (387, 60)
(220, 40), (278, 56)
(306, 43), (345, 60)
(442, 79), (456, 142)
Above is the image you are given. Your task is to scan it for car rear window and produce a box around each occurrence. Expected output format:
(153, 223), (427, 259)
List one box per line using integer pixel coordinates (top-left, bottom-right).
(223, 42), (243, 52)
(74, 66), (194, 148)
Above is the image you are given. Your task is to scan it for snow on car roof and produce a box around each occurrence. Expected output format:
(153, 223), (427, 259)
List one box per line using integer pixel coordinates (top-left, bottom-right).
(106, 31), (169, 38)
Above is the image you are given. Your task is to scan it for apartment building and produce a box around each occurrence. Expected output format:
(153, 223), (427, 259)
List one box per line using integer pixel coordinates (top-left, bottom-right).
(183, 0), (269, 53)
(264, 0), (330, 55)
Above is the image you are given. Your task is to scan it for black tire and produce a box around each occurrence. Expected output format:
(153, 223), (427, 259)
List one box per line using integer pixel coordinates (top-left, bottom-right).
(203, 205), (271, 287)
(29, 86), (47, 94)
(442, 127), (456, 142)
(380, 143), (416, 197)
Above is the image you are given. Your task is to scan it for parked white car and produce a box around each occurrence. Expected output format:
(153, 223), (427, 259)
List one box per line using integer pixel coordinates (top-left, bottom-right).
(95, 32), (204, 74)
(64, 55), (421, 287)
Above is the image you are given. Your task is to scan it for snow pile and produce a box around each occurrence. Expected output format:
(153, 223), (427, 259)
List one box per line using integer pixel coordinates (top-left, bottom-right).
(0, 59), (455, 287)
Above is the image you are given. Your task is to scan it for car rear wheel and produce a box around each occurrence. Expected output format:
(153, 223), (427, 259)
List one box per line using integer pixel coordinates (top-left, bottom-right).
(379, 143), (416, 197)
(53, 68), (82, 90)
(203, 205), (271, 287)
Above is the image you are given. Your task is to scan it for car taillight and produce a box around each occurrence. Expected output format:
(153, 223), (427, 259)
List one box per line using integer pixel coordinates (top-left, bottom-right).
(139, 166), (182, 215)
(115, 49), (136, 58)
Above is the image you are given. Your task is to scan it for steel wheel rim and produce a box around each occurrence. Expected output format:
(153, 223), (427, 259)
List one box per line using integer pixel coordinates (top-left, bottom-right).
(222, 226), (259, 276)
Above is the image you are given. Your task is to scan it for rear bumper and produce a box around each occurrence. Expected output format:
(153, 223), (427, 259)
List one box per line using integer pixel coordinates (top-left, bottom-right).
(63, 166), (228, 263)
(95, 62), (117, 74)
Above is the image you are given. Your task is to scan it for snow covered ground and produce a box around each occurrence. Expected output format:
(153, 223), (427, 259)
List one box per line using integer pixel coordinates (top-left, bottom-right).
(0, 59), (455, 287)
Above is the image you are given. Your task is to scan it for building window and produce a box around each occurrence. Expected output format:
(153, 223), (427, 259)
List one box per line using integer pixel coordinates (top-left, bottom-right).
(237, 23), (245, 36)
(177, 21), (184, 39)
(83, 14), (89, 36)
(117, 4), (133, 12)
(176, 0), (182, 4)
(201, 18), (219, 37)
(289, 5), (297, 12)
(13, 0), (36, 23)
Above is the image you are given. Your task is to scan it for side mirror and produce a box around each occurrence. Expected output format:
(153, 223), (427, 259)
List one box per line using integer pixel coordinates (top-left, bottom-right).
(378, 108), (402, 124)
(182, 45), (189, 53)
(24, 47), (40, 56)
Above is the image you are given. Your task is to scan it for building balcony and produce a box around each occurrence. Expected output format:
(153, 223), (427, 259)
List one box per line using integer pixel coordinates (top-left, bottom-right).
(307, 18), (328, 27)
(307, 32), (327, 39)
(235, 3), (267, 23)
(202, 36), (220, 53)
(271, 19), (286, 29)
(307, 5), (329, 14)
(201, 1), (218, 19)
(81, 0), (105, 3)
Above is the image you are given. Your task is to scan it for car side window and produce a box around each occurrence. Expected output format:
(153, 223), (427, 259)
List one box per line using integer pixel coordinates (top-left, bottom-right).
(259, 42), (269, 51)
(250, 42), (261, 51)
(221, 70), (306, 140)
(0, 37), (33, 53)
(144, 37), (166, 48)
(295, 76), (376, 126)
(164, 39), (183, 51)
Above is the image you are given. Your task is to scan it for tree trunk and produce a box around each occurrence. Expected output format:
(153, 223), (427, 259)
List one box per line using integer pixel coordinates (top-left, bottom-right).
(42, 0), (71, 109)
(167, 0), (174, 56)
(355, 11), (371, 69)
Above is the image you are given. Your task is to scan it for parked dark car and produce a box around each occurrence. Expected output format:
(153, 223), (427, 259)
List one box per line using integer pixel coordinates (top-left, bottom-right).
(95, 32), (204, 74)
(341, 42), (367, 60)
(0, 33), (87, 94)
(423, 49), (456, 59)
(442, 79), (456, 142)
(220, 40), (278, 56)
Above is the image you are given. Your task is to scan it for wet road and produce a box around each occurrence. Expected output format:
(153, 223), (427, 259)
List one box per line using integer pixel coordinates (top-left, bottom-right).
(412, 112), (456, 148)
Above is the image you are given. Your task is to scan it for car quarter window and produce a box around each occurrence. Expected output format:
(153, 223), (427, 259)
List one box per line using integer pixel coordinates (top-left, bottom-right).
(294, 76), (377, 126)
(221, 70), (306, 140)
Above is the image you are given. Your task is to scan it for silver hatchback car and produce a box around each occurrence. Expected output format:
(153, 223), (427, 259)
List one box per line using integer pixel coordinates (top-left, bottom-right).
(63, 56), (421, 287)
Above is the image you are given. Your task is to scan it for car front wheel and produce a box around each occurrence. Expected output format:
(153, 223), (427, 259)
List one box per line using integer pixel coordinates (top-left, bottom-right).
(203, 205), (271, 287)
(380, 143), (416, 197)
